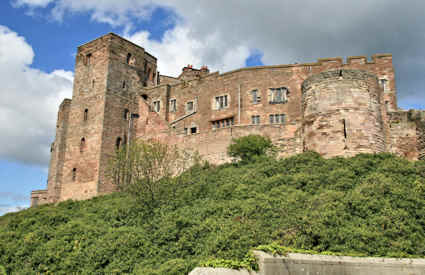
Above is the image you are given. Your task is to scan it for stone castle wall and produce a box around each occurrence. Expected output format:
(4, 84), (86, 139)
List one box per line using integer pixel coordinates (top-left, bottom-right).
(30, 33), (424, 206)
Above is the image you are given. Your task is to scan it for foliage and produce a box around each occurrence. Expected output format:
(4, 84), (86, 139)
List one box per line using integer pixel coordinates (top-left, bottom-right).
(1, 152), (425, 274)
(0, 265), (5, 275)
(108, 139), (198, 210)
(227, 134), (275, 162)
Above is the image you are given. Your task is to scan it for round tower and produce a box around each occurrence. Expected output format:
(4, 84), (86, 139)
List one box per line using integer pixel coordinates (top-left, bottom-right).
(302, 69), (385, 157)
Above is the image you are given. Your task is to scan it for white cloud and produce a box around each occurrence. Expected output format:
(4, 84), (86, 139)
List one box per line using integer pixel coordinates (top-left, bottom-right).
(14, 0), (54, 8)
(0, 26), (73, 166)
(127, 26), (250, 76)
(0, 205), (28, 216)
(14, 0), (425, 108)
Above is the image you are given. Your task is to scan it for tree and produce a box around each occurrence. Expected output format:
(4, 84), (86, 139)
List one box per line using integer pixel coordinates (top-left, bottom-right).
(107, 139), (197, 209)
(227, 135), (276, 163)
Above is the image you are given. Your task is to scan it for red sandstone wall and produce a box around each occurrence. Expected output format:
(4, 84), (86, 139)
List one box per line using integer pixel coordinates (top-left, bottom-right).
(37, 32), (419, 206)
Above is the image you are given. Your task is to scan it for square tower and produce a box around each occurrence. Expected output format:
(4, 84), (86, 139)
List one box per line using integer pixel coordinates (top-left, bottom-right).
(40, 33), (158, 204)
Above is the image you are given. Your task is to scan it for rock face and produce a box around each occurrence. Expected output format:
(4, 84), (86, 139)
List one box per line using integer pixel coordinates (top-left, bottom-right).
(31, 33), (425, 206)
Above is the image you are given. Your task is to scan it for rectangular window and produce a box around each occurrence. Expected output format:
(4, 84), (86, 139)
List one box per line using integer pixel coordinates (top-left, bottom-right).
(186, 101), (194, 112)
(269, 87), (289, 104)
(251, 90), (259, 104)
(269, 113), (286, 124)
(153, 100), (160, 112)
(215, 95), (229, 110)
(251, 115), (260, 125)
(211, 117), (234, 130)
(380, 79), (389, 91)
(170, 99), (177, 112)
(191, 127), (197, 134)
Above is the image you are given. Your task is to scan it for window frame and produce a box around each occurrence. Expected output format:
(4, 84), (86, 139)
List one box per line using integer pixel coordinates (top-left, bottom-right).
(153, 100), (161, 112)
(269, 87), (289, 104)
(251, 89), (260, 104)
(251, 115), (260, 125)
(214, 94), (229, 110)
(186, 101), (194, 113)
(170, 98), (177, 112)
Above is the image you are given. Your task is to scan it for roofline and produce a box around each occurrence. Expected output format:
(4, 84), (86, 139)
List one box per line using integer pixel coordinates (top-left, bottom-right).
(77, 33), (157, 60)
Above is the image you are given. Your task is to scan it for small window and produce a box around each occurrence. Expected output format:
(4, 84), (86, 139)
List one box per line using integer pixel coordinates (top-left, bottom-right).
(72, 168), (77, 181)
(170, 99), (177, 112)
(80, 138), (86, 153)
(184, 128), (188, 135)
(191, 127), (197, 134)
(122, 81), (126, 89)
(92, 79), (95, 88)
(126, 53), (132, 64)
(269, 113), (286, 124)
(141, 94), (148, 100)
(251, 90), (259, 104)
(86, 53), (92, 66)
(251, 115), (260, 125)
(84, 109), (88, 121)
(215, 95), (228, 110)
(186, 101), (194, 112)
(380, 79), (389, 91)
(153, 101), (160, 112)
(124, 109), (129, 120)
(116, 137), (122, 150)
(269, 87), (289, 104)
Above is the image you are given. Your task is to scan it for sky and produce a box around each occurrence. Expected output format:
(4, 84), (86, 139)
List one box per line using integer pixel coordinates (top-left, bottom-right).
(1, 0), (425, 215)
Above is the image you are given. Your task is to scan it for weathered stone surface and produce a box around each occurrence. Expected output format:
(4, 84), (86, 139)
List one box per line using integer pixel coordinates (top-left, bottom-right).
(253, 251), (425, 275)
(189, 252), (425, 275)
(30, 33), (424, 206)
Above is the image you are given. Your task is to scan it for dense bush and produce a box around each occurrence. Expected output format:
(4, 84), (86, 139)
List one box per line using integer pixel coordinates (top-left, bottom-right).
(1, 152), (425, 274)
(227, 134), (275, 162)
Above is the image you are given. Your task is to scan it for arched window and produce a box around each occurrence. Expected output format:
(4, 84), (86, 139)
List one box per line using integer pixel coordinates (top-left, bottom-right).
(72, 168), (77, 181)
(84, 109), (88, 121)
(124, 109), (129, 120)
(80, 137), (86, 153)
(116, 137), (122, 150)
(126, 53), (132, 64)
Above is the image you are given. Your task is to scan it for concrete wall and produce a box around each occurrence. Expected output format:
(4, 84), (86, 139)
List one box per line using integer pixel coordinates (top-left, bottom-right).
(190, 252), (425, 275)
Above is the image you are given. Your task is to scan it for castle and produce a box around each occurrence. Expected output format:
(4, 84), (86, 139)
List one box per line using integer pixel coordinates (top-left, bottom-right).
(31, 33), (425, 206)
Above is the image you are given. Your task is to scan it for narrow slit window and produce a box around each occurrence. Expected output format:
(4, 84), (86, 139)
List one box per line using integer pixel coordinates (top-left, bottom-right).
(126, 53), (132, 64)
(122, 81), (126, 89)
(84, 109), (88, 121)
(343, 119), (347, 139)
(170, 99), (177, 112)
(116, 137), (122, 150)
(251, 90), (259, 104)
(86, 53), (92, 66)
(80, 137), (86, 153)
(72, 168), (77, 181)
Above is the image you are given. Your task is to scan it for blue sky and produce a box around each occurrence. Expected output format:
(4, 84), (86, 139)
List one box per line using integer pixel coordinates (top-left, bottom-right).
(1, 0), (424, 215)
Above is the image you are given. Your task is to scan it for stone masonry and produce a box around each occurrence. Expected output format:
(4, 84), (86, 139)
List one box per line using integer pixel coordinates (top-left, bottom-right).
(30, 33), (425, 206)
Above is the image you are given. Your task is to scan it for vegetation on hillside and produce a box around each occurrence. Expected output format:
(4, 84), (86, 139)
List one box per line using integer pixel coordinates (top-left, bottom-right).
(1, 136), (425, 274)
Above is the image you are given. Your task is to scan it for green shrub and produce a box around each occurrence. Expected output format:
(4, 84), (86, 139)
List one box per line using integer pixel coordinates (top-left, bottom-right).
(1, 152), (424, 274)
(227, 135), (275, 163)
